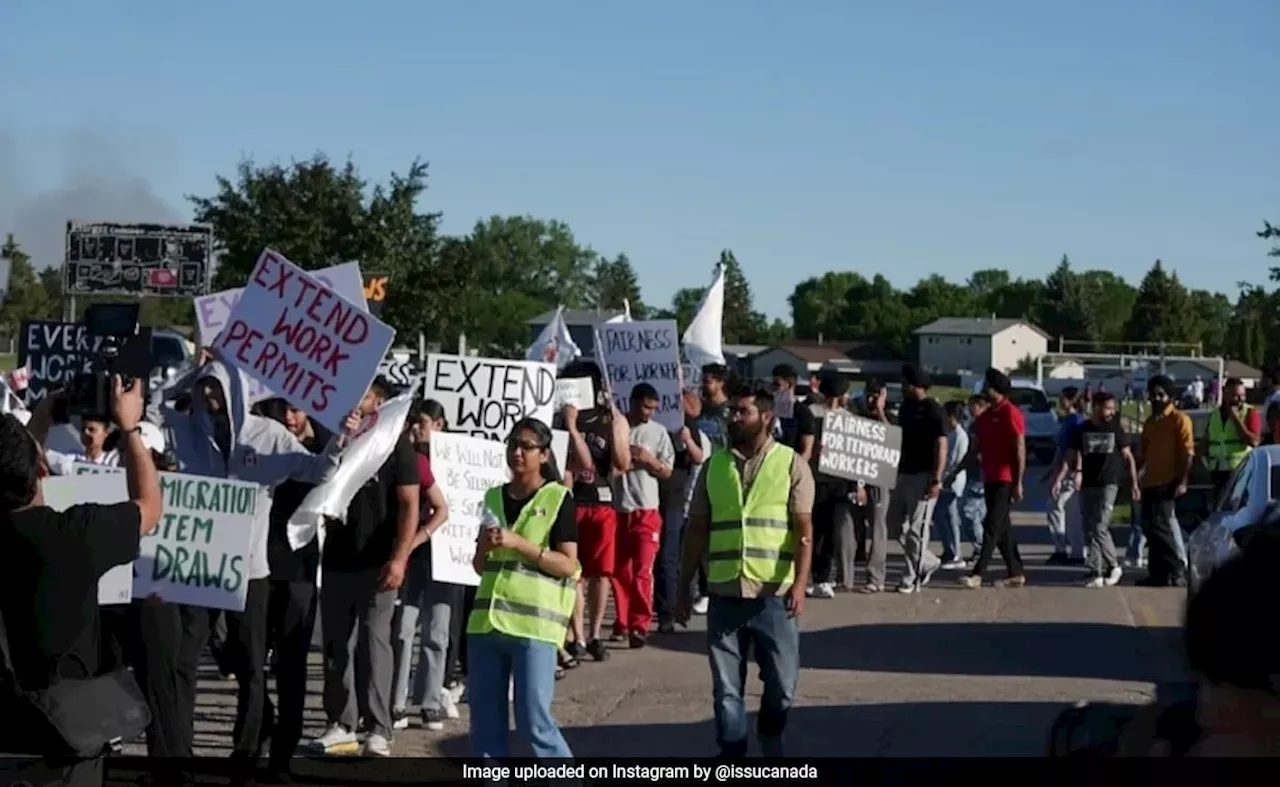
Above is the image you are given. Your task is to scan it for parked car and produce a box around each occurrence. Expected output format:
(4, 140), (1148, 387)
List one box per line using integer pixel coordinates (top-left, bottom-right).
(1185, 444), (1280, 600)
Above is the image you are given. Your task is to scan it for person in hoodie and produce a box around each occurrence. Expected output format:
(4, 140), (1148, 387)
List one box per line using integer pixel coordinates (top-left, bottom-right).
(154, 358), (355, 763)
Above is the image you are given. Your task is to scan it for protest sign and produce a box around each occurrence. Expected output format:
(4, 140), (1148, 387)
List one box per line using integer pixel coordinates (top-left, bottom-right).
(194, 261), (367, 347)
(424, 354), (557, 441)
(817, 410), (903, 489)
(363, 272), (389, 317)
(217, 249), (396, 434)
(42, 474), (133, 605)
(554, 376), (594, 410)
(73, 462), (122, 475)
(681, 360), (702, 393)
(429, 430), (570, 586)
(599, 319), (683, 431)
(17, 320), (105, 402)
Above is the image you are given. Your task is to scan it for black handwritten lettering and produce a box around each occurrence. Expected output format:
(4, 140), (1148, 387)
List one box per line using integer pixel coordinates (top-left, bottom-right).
(429, 356), (556, 439)
(603, 327), (674, 354)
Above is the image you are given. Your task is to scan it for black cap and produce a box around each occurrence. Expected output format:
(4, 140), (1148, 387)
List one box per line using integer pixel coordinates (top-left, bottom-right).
(901, 363), (931, 390)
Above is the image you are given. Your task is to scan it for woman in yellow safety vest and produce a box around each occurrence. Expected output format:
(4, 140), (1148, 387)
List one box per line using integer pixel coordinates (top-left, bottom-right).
(467, 417), (580, 759)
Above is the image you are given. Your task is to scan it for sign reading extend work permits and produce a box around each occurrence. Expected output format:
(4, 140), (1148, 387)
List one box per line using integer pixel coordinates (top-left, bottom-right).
(818, 410), (903, 489)
(217, 250), (396, 434)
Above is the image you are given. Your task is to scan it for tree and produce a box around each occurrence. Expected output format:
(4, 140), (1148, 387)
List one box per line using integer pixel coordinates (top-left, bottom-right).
(1260, 221), (1280, 279)
(718, 250), (769, 344)
(789, 271), (861, 340)
(841, 273), (915, 356)
(1036, 255), (1097, 346)
(1189, 289), (1234, 357)
(1227, 286), (1269, 367)
(0, 235), (54, 336)
(1123, 260), (1200, 345)
(903, 274), (979, 327)
(655, 287), (707, 335)
(1077, 270), (1136, 344)
(589, 253), (646, 318)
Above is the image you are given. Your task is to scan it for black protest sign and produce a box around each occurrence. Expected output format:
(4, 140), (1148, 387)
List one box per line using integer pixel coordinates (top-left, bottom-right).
(17, 320), (104, 401)
(817, 409), (904, 489)
(423, 354), (557, 441)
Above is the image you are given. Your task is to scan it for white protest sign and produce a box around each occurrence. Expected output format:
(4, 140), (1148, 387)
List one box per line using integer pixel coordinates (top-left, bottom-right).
(43, 473), (133, 605)
(194, 261), (368, 347)
(429, 430), (570, 587)
(423, 354), (557, 441)
(555, 376), (594, 410)
(216, 249), (396, 434)
(599, 319), (683, 431)
(72, 462), (123, 476)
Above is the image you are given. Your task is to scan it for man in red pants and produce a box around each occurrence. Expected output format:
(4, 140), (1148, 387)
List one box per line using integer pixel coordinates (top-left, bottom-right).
(612, 383), (675, 648)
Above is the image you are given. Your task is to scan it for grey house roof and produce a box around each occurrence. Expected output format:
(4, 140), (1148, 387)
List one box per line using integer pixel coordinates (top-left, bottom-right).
(526, 308), (626, 326)
(914, 317), (1050, 340)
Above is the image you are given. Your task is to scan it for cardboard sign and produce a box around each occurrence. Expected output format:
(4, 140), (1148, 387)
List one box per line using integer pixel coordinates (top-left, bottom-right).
(423, 354), (557, 441)
(554, 376), (594, 410)
(217, 250), (396, 434)
(194, 261), (368, 347)
(17, 320), (106, 402)
(72, 462), (122, 475)
(42, 473), (133, 605)
(817, 410), (904, 489)
(429, 430), (569, 586)
(599, 319), (683, 431)
(363, 272), (389, 317)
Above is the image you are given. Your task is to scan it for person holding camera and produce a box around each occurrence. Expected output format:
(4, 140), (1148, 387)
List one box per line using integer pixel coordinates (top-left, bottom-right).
(0, 376), (163, 786)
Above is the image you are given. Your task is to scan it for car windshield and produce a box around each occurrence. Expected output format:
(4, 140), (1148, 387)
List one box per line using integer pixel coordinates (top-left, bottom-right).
(1010, 387), (1051, 413)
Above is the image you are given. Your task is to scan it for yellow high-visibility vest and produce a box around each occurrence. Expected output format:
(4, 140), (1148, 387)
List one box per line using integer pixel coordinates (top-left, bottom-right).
(1206, 405), (1253, 472)
(705, 444), (796, 589)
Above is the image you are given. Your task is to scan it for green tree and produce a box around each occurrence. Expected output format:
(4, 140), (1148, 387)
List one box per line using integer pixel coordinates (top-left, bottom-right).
(987, 278), (1043, 322)
(655, 287), (707, 335)
(788, 271), (860, 340)
(589, 253), (646, 318)
(718, 250), (769, 344)
(1227, 285), (1269, 367)
(1260, 220), (1280, 279)
(1189, 289), (1234, 357)
(904, 274), (979, 327)
(841, 273), (915, 356)
(1123, 260), (1199, 345)
(1078, 270), (1137, 344)
(1035, 255), (1097, 346)
(0, 235), (54, 336)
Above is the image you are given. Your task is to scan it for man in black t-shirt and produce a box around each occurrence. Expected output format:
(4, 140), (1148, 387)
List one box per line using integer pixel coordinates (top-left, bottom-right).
(889, 364), (947, 594)
(1052, 392), (1140, 588)
(312, 379), (420, 757)
(771, 364), (818, 456)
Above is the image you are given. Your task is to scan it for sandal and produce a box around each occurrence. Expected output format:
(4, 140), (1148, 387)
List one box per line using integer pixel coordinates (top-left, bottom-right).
(555, 666), (566, 680)
(558, 649), (580, 670)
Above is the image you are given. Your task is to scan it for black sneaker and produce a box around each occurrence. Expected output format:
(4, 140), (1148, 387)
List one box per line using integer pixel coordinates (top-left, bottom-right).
(585, 638), (610, 662)
(656, 620), (676, 634)
(566, 640), (587, 660)
(392, 708), (410, 730)
(629, 633), (647, 649)
(1045, 552), (1069, 565)
(422, 708), (446, 731)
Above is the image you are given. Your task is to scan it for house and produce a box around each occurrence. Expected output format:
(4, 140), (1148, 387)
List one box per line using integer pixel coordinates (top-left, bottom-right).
(747, 340), (901, 385)
(915, 317), (1050, 376)
(1164, 359), (1263, 389)
(526, 308), (626, 357)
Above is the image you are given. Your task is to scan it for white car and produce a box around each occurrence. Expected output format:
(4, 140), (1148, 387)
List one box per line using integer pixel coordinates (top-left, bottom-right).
(1185, 444), (1280, 598)
(970, 378), (1059, 464)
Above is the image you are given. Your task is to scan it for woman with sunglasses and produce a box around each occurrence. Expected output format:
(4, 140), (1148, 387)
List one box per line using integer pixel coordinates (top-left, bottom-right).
(466, 417), (579, 759)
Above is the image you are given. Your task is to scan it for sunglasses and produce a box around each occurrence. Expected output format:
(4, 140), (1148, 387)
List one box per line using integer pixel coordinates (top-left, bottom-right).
(507, 439), (546, 452)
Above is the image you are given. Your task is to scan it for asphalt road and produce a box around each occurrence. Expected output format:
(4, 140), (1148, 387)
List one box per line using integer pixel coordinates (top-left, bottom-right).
(132, 471), (1189, 760)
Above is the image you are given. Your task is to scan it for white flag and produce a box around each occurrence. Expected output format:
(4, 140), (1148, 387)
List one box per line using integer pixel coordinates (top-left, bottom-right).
(682, 263), (726, 369)
(526, 306), (582, 370)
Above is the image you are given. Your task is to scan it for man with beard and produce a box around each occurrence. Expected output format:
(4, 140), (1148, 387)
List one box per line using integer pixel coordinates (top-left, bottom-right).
(888, 364), (947, 594)
(1203, 377), (1260, 503)
(1136, 376), (1195, 587)
(155, 359), (356, 767)
(676, 385), (814, 757)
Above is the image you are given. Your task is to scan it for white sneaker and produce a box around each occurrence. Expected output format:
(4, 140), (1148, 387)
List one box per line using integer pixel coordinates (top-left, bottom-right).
(422, 708), (446, 731)
(447, 682), (465, 704)
(805, 585), (817, 597)
(1083, 576), (1105, 588)
(441, 691), (461, 720)
(896, 583), (916, 595)
(310, 723), (359, 755)
(692, 596), (709, 615)
(1105, 566), (1123, 586)
(363, 733), (391, 757)
(391, 709), (410, 730)
(941, 559), (967, 570)
(814, 582), (835, 599)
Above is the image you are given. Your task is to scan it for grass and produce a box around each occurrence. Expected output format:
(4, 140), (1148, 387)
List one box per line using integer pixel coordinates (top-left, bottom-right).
(0, 354), (13, 371)
(929, 386), (971, 404)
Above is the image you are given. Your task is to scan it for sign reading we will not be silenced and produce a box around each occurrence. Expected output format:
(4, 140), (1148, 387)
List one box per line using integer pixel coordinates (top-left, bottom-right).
(424, 354), (557, 442)
(429, 430), (570, 586)
(817, 410), (904, 490)
(194, 261), (368, 347)
(218, 250), (396, 435)
(48, 467), (261, 611)
(598, 319), (683, 431)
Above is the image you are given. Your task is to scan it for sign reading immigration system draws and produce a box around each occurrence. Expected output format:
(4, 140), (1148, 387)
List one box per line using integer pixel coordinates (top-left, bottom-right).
(424, 354), (557, 441)
(65, 221), (212, 297)
(217, 249), (396, 435)
(17, 320), (105, 402)
(817, 410), (904, 490)
(598, 319), (683, 431)
(429, 430), (571, 586)
(194, 261), (368, 346)
(42, 473), (133, 606)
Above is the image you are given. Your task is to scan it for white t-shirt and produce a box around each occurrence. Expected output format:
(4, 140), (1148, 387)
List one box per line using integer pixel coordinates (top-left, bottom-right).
(45, 448), (120, 476)
(615, 420), (675, 513)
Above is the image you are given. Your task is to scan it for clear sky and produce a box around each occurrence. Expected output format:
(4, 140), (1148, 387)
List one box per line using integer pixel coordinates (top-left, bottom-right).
(2, 1), (1276, 320)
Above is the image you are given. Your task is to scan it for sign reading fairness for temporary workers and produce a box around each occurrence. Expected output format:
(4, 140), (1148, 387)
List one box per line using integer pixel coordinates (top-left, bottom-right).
(424, 354), (557, 442)
(599, 319), (683, 431)
(817, 409), (904, 490)
(217, 249), (396, 435)
(429, 430), (570, 586)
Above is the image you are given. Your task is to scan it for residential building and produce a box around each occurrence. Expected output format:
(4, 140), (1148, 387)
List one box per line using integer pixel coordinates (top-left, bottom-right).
(747, 340), (901, 386)
(526, 308), (626, 357)
(1164, 359), (1263, 388)
(915, 317), (1050, 376)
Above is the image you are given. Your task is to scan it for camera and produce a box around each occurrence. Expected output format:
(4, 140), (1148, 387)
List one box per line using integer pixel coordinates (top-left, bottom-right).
(63, 302), (153, 420)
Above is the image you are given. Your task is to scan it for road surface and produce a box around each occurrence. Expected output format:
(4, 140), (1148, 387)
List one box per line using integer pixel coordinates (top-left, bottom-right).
(129, 472), (1188, 760)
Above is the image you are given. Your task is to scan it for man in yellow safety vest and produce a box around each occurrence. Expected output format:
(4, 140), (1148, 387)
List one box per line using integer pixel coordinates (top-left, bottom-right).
(676, 384), (815, 758)
(1204, 377), (1260, 503)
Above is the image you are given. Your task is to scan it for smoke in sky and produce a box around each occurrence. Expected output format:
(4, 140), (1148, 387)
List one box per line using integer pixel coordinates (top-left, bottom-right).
(0, 127), (181, 270)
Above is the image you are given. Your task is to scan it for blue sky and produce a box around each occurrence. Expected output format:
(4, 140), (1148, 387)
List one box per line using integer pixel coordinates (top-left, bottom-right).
(2, 1), (1276, 320)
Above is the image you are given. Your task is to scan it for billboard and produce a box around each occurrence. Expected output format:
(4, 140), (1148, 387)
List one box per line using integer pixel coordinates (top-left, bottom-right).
(64, 221), (212, 298)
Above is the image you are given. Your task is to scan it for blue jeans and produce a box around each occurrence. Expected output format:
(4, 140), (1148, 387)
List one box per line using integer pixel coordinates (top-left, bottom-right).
(467, 633), (572, 759)
(933, 490), (962, 562)
(654, 507), (687, 621)
(1126, 501), (1188, 565)
(707, 595), (799, 755)
(959, 482), (986, 556)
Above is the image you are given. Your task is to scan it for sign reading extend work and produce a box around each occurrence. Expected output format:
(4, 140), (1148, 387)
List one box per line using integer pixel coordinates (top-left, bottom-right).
(423, 354), (557, 442)
(818, 410), (903, 489)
